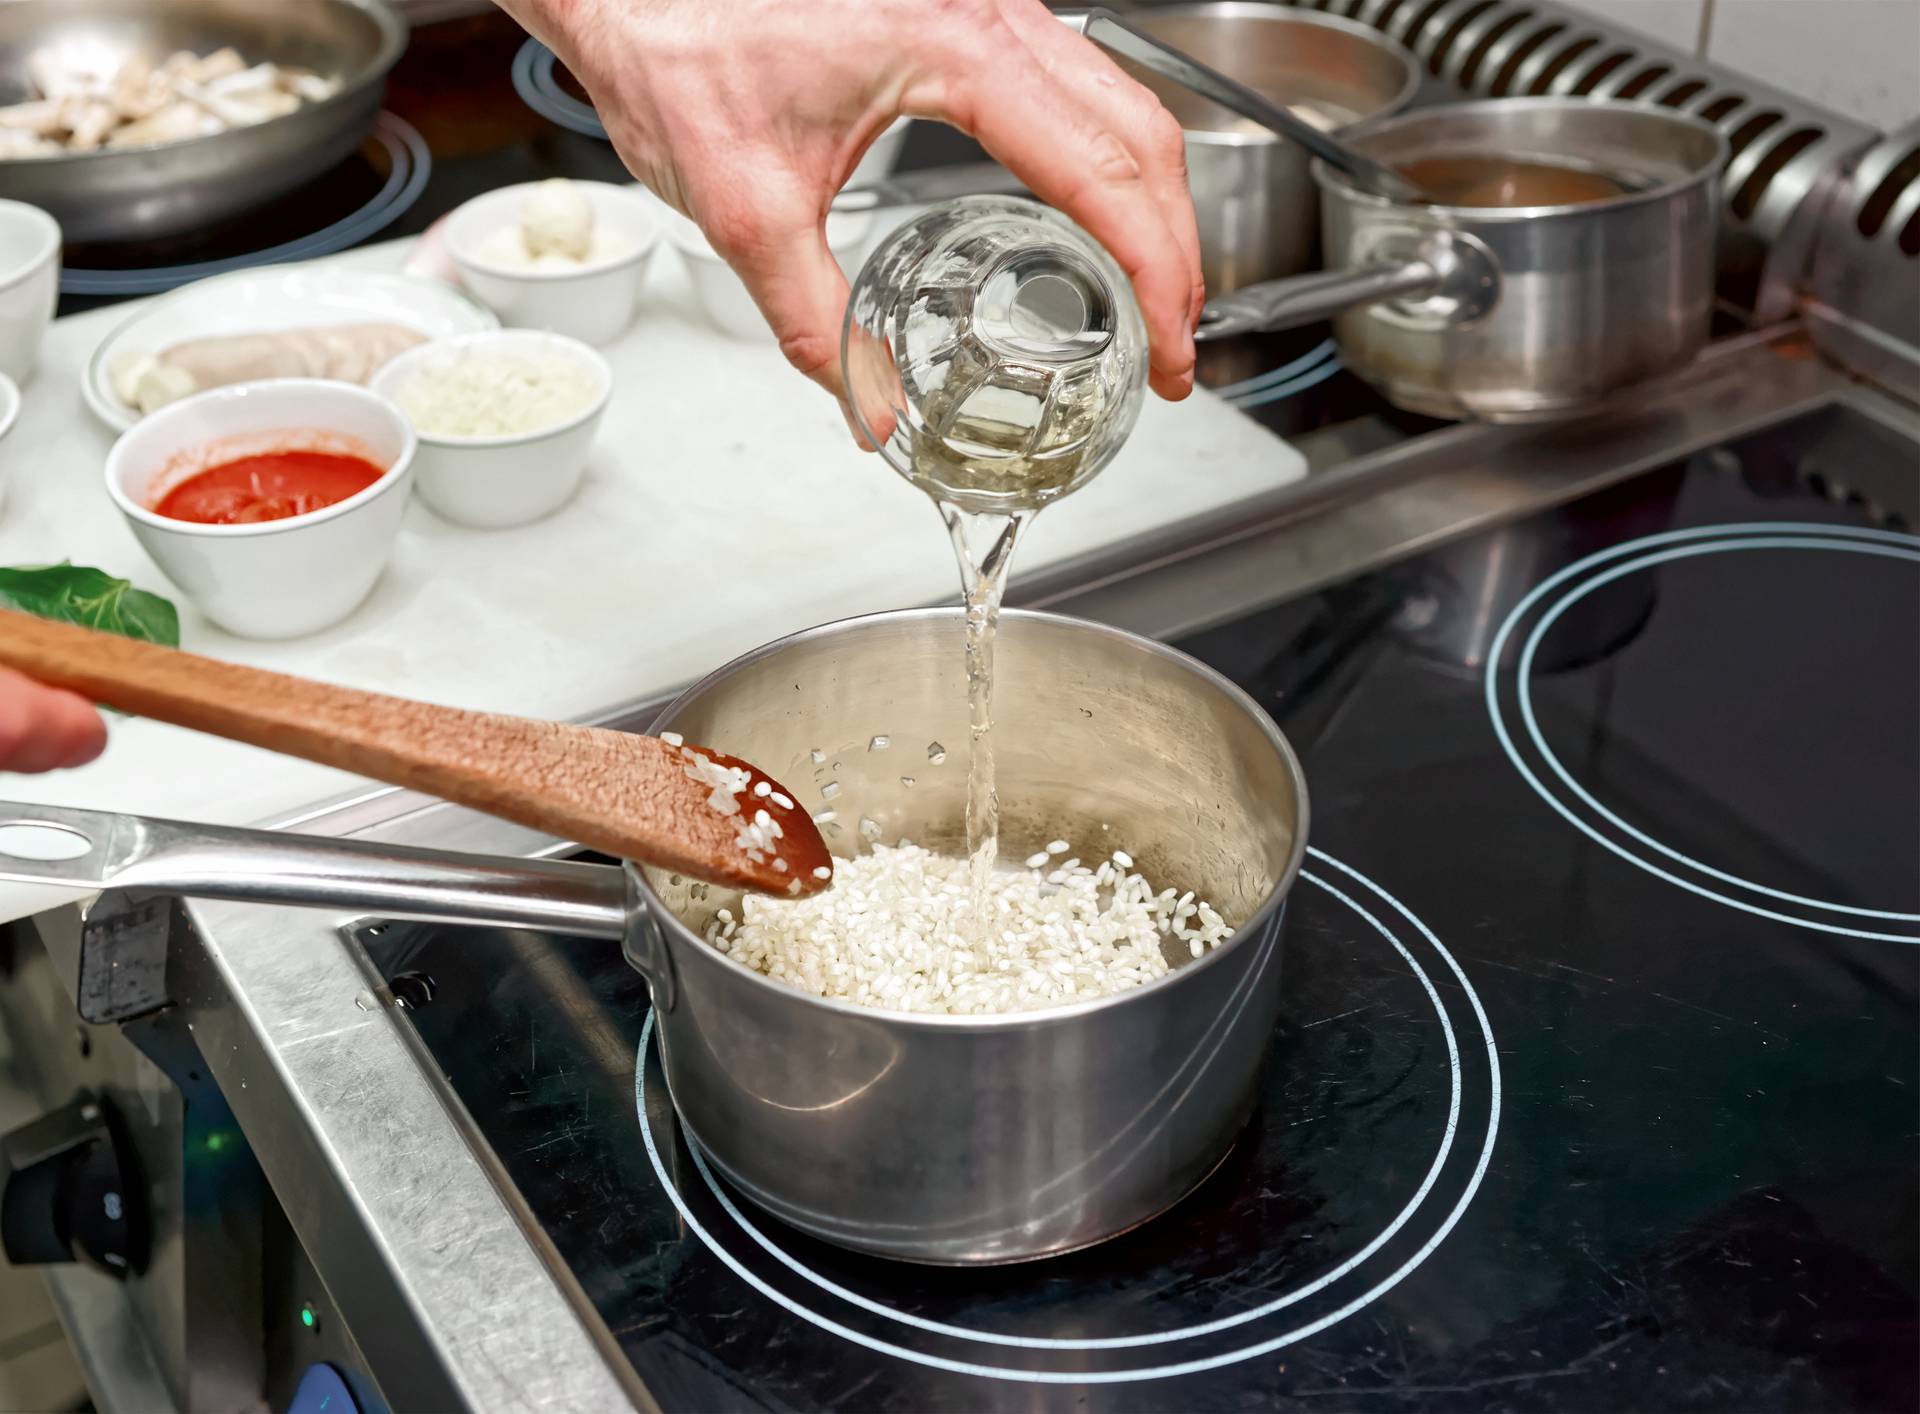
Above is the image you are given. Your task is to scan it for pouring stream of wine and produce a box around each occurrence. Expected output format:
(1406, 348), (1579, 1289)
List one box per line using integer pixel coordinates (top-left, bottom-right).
(941, 506), (1033, 934)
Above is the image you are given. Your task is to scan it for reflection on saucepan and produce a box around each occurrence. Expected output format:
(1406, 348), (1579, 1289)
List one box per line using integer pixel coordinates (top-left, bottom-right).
(1395, 465), (1688, 673)
(678, 987), (903, 1116)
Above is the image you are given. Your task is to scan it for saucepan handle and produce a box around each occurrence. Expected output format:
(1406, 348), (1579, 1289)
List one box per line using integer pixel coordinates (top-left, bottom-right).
(1197, 230), (1502, 342)
(1198, 259), (1443, 342)
(0, 800), (633, 940)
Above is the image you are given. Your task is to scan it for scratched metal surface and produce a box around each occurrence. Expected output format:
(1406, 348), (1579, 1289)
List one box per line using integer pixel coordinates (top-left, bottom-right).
(363, 440), (1918, 1410)
(171, 882), (641, 1413)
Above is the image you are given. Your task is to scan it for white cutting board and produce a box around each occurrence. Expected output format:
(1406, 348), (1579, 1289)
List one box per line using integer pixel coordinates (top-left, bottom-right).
(0, 235), (1305, 923)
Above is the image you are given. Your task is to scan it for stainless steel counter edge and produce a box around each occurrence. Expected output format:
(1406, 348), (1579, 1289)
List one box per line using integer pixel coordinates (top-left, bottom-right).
(70, 329), (1914, 1413)
(168, 887), (647, 1414)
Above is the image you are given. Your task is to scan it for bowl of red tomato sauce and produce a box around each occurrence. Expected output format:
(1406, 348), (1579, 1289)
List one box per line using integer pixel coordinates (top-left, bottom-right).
(105, 379), (416, 639)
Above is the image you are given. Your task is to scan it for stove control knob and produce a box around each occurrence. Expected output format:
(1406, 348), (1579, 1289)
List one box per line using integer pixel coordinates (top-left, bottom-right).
(0, 1090), (147, 1279)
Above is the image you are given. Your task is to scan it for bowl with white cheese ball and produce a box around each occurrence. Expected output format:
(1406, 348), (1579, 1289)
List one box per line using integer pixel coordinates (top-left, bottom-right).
(370, 329), (610, 529)
(445, 179), (659, 346)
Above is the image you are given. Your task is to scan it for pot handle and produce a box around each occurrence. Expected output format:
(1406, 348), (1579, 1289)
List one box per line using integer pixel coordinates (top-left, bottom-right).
(1197, 260), (1443, 342)
(1197, 230), (1502, 342)
(0, 800), (633, 940)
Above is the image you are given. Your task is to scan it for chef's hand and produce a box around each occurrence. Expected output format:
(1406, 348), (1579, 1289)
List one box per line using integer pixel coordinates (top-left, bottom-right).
(0, 669), (106, 773)
(498, 0), (1203, 404)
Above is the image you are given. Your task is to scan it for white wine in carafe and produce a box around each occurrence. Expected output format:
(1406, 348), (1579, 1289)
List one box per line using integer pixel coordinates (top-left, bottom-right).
(845, 196), (1147, 515)
(843, 197), (1149, 934)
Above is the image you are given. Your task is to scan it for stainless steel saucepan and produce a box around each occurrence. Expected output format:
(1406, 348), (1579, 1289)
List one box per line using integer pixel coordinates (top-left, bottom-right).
(1080, 3), (1421, 293)
(842, 8), (1419, 295)
(0, 609), (1309, 1264)
(1198, 98), (1729, 421)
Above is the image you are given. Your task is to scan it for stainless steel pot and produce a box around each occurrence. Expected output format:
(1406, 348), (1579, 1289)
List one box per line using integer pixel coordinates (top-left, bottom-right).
(1200, 99), (1728, 421)
(0, 0), (404, 243)
(0, 609), (1309, 1264)
(1112, 4), (1419, 295)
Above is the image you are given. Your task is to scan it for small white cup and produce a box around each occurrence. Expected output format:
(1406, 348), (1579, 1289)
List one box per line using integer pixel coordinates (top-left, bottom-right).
(0, 200), (59, 386)
(370, 330), (610, 529)
(445, 181), (660, 347)
(105, 380), (416, 640)
(0, 372), (19, 518)
(667, 208), (875, 342)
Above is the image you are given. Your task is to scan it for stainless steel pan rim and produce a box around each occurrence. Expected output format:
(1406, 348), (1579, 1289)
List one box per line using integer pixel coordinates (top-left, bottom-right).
(1134, 2), (1420, 150)
(640, 604), (1312, 1034)
(1310, 97), (1731, 222)
(0, 0), (406, 173)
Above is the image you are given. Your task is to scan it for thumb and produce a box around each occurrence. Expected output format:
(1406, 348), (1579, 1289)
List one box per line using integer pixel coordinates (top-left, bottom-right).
(717, 213), (855, 398)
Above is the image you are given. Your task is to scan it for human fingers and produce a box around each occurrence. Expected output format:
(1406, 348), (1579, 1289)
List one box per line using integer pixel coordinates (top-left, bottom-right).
(997, 1), (1205, 372)
(0, 668), (107, 773)
(698, 184), (857, 396)
(904, 26), (1197, 398)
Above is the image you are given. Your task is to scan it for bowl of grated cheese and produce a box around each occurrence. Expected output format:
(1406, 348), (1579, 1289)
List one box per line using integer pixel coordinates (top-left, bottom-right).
(370, 329), (609, 529)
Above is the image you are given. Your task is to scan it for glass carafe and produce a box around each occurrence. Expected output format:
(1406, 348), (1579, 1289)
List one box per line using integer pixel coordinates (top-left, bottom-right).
(841, 196), (1148, 515)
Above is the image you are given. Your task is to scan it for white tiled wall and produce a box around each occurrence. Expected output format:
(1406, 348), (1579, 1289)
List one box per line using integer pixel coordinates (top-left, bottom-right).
(1708, 0), (1919, 132)
(1558, 0), (1706, 51)
(1558, 0), (1920, 132)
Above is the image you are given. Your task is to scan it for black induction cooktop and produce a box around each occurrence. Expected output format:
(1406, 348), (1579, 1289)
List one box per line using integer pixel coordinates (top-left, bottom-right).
(361, 420), (1919, 1411)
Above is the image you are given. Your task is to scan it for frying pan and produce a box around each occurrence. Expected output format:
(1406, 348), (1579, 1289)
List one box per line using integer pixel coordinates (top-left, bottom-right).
(0, 0), (405, 243)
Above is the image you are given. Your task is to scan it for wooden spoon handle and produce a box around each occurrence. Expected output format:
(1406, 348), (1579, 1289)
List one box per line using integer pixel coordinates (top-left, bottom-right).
(0, 608), (823, 892)
(0, 605), (598, 789)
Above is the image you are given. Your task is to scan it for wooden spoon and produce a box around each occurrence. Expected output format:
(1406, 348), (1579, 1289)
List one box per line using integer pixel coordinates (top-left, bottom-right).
(0, 609), (832, 897)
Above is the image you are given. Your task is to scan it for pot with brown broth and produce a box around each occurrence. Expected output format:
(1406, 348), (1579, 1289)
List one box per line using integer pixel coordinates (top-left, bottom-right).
(1198, 99), (1728, 421)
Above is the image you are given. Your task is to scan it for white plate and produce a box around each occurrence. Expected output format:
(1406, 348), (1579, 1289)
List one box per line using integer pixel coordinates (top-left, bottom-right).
(84, 267), (499, 432)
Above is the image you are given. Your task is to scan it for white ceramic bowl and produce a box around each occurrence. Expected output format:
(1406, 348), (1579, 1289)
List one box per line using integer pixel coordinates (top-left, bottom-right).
(445, 181), (660, 346)
(0, 373), (19, 518)
(0, 201), (60, 386)
(369, 329), (609, 529)
(666, 208), (875, 342)
(105, 380), (416, 640)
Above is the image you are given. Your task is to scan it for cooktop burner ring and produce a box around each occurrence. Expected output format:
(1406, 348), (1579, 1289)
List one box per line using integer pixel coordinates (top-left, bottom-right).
(1213, 337), (1343, 411)
(1487, 520), (1920, 943)
(513, 38), (608, 139)
(634, 847), (1501, 1385)
(58, 112), (432, 299)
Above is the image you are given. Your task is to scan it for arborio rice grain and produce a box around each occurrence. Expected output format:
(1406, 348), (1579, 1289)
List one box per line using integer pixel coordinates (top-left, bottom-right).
(706, 842), (1234, 1015)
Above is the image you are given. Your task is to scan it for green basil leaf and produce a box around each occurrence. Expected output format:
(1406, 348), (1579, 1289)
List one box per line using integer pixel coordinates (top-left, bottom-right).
(0, 563), (181, 647)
